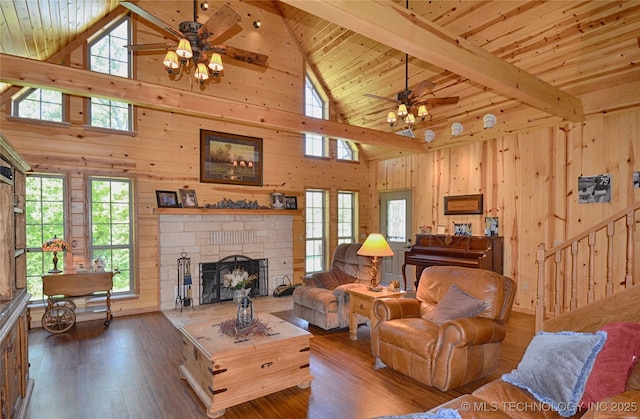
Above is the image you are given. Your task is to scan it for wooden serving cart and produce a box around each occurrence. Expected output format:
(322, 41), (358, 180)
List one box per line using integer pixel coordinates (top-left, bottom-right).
(41, 271), (115, 334)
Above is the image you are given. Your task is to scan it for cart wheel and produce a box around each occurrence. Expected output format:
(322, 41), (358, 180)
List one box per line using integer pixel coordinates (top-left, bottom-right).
(54, 300), (76, 311)
(42, 306), (76, 334)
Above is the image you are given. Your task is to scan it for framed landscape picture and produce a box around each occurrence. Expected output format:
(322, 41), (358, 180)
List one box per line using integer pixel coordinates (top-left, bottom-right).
(200, 130), (263, 186)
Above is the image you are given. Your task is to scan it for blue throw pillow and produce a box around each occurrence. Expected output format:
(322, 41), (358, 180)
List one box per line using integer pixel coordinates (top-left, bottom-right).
(502, 330), (607, 417)
(373, 408), (461, 419)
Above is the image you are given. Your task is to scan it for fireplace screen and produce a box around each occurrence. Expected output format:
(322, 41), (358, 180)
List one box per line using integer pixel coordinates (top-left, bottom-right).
(200, 255), (268, 304)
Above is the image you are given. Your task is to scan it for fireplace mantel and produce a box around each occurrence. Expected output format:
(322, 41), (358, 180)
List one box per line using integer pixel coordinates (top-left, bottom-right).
(154, 208), (301, 216)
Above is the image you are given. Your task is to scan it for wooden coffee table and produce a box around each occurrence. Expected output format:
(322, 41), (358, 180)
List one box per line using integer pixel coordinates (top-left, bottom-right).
(346, 287), (406, 341)
(179, 313), (313, 418)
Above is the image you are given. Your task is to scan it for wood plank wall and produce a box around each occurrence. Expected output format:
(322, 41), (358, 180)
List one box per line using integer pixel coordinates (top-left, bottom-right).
(0, 1), (372, 316)
(368, 108), (640, 311)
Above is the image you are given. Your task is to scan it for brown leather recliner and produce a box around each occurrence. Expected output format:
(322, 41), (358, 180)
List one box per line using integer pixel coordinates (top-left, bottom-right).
(371, 266), (516, 391)
(292, 242), (375, 330)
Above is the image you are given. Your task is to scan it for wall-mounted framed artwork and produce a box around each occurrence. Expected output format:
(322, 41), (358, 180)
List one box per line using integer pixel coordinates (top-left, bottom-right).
(156, 190), (179, 208)
(444, 194), (483, 215)
(179, 189), (198, 208)
(285, 196), (298, 210)
(200, 130), (263, 186)
(578, 174), (611, 203)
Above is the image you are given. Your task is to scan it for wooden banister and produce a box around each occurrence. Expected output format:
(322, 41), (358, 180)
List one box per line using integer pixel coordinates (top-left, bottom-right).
(535, 200), (640, 331)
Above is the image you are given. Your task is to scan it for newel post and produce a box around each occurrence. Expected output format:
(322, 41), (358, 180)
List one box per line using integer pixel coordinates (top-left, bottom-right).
(535, 243), (547, 332)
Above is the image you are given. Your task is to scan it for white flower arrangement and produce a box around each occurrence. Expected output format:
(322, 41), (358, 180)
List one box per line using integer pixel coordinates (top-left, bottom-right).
(222, 267), (257, 291)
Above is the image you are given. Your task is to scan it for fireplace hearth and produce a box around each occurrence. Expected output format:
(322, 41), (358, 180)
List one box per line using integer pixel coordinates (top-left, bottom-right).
(200, 255), (268, 304)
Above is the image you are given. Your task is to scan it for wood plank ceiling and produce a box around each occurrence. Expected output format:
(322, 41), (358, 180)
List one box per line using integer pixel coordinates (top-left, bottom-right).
(1, 0), (639, 161)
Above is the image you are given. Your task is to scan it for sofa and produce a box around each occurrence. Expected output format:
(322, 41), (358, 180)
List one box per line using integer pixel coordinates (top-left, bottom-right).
(372, 266), (517, 391)
(292, 242), (375, 330)
(375, 286), (640, 419)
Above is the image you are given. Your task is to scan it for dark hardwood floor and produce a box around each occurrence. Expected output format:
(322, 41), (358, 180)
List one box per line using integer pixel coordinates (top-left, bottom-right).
(25, 305), (534, 419)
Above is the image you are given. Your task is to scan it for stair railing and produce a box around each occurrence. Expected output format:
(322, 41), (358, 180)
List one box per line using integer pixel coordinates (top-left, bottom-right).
(535, 201), (640, 331)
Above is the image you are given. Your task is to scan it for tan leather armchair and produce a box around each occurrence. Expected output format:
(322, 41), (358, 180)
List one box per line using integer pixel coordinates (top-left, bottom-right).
(371, 266), (516, 391)
(292, 243), (374, 330)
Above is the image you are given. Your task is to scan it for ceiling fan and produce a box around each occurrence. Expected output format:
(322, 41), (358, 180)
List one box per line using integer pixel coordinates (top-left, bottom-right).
(120, 1), (268, 84)
(365, 54), (459, 128)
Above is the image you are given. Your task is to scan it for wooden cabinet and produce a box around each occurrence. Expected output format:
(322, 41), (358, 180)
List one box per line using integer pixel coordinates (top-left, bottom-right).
(0, 135), (32, 419)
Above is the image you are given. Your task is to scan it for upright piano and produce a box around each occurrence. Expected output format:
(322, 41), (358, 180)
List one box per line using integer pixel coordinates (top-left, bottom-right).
(402, 234), (503, 289)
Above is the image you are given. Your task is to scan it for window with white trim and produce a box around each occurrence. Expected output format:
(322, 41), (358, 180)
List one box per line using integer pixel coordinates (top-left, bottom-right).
(25, 174), (66, 301)
(89, 177), (134, 293)
(337, 139), (357, 161)
(88, 17), (133, 131)
(338, 191), (357, 244)
(305, 189), (327, 272)
(304, 76), (328, 157)
(13, 88), (64, 122)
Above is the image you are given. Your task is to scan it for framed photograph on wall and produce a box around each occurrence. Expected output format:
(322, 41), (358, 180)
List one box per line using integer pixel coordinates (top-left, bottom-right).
(285, 196), (298, 210)
(179, 189), (198, 208)
(578, 174), (611, 203)
(200, 129), (263, 186)
(156, 190), (179, 208)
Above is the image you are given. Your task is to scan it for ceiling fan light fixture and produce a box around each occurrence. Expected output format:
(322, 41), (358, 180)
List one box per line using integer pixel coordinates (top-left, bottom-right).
(163, 51), (180, 71)
(176, 38), (193, 59)
(387, 111), (397, 125)
(194, 63), (210, 82)
(418, 105), (428, 119)
(208, 53), (224, 75)
(405, 113), (416, 125)
(397, 104), (408, 117)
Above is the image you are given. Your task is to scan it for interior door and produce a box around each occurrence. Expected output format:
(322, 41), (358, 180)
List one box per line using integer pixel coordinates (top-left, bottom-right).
(379, 190), (412, 288)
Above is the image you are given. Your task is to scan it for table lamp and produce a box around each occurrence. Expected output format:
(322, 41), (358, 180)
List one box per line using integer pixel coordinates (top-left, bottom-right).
(357, 233), (394, 290)
(42, 235), (69, 273)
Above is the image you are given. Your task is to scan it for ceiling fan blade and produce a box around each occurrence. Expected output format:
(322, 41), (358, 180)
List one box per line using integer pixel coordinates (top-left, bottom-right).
(407, 80), (436, 100)
(213, 45), (269, 68)
(126, 42), (177, 51)
(120, 2), (183, 39)
(199, 5), (241, 42)
(414, 96), (460, 106)
(364, 93), (399, 104)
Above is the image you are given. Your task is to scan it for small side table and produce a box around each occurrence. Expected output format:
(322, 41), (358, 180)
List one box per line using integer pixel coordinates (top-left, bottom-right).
(346, 287), (406, 341)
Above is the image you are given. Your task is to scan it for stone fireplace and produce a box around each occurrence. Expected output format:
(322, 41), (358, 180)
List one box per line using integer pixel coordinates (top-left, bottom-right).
(157, 211), (293, 310)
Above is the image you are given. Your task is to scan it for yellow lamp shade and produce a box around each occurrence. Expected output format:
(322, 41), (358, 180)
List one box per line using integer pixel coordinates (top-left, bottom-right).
(418, 105), (428, 117)
(397, 104), (408, 117)
(208, 53), (224, 74)
(386, 111), (397, 124)
(405, 113), (416, 124)
(194, 63), (209, 80)
(357, 233), (394, 257)
(162, 51), (180, 69)
(176, 38), (193, 59)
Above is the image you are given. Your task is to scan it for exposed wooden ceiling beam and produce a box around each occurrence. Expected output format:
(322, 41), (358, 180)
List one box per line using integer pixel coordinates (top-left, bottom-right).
(0, 53), (427, 156)
(280, 0), (585, 123)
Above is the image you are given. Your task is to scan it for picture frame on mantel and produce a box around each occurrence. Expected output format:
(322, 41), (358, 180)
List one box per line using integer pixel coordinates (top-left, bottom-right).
(444, 194), (483, 215)
(156, 190), (179, 208)
(200, 129), (263, 186)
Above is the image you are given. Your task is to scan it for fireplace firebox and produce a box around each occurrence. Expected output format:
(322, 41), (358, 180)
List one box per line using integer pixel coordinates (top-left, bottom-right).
(200, 255), (268, 304)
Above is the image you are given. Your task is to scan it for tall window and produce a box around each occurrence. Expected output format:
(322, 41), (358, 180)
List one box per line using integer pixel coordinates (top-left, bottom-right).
(88, 18), (132, 131)
(304, 76), (328, 157)
(13, 88), (63, 122)
(90, 177), (133, 293)
(305, 189), (327, 272)
(25, 174), (66, 301)
(338, 191), (356, 244)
